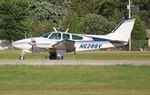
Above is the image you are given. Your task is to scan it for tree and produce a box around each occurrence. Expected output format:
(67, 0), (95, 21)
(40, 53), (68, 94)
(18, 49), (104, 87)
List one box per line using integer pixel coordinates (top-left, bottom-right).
(62, 12), (82, 33)
(30, 0), (71, 27)
(0, 0), (32, 40)
(95, 0), (128, 21)
(133, 0), (150, 28)
(68, 13), (82, 33)
(70, 0), (96, 16)
(132, 15), (147, 40)
(30, 19), (54, 37)
(79, 14), (115, 35)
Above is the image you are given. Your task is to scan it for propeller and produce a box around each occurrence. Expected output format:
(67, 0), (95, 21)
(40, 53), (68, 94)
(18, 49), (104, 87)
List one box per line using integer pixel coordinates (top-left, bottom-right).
(30, 37), (36, 52)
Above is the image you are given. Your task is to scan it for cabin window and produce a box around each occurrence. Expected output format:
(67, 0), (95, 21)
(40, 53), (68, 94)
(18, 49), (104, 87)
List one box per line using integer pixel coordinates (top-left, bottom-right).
(72, 35), (83, 40)
(63, 34), (70, 40)
(49, 33), (61, 40)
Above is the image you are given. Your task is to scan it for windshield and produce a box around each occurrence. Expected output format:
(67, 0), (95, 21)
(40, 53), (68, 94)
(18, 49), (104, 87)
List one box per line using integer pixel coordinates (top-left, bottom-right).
(42, 32), (52, 38)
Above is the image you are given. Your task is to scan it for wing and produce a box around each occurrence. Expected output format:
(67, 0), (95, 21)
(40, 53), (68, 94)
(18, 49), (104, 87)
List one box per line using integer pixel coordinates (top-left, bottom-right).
(52, 40), (76, 52)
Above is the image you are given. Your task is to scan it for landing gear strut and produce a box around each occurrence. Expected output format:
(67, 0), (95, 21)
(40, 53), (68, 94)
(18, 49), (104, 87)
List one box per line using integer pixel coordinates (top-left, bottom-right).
(19, 50), (25, 60)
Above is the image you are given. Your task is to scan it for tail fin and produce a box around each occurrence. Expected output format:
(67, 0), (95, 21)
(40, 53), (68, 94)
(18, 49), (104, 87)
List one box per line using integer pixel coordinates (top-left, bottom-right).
(105, 18), (135, 42)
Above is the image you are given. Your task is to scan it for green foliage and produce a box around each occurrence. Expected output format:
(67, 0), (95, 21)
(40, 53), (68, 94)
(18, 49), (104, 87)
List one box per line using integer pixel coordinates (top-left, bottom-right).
(30, 0), (70, 27)
(137, 10), (150, 28)
(69, 14), (80, 33)
(70, 0), (96, 16)
(95, 0), (127, 18)
(132, 16), (147, 40)
(0, 0), (32, 40)
(133, 0), (150, 28)
(0, 0), (150, 41)
(68, 13), (82, 33)
(79, 14), (115, 34)
(30, 19), (54, 37)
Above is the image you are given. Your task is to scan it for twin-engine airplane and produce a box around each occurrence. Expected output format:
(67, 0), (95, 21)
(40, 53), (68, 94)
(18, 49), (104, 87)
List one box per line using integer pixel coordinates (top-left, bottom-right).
(12, 18), (135, 60)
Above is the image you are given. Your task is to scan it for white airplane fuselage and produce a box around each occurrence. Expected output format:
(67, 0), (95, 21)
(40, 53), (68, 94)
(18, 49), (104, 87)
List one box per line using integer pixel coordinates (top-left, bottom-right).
(12, 33), (126, 52)
(12, 18), (135, 60)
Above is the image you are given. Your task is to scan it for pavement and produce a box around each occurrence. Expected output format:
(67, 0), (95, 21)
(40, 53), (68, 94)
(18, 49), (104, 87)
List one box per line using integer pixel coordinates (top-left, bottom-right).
(0, 60), (149, 65)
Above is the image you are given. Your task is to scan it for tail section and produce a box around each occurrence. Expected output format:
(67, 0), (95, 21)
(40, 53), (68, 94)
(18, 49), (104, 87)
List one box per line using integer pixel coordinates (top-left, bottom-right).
(105, 18), (135, 42)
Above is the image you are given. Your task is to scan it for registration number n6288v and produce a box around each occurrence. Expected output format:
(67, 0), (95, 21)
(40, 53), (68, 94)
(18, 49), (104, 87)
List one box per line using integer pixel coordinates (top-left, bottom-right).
(79, 44), (102, 49)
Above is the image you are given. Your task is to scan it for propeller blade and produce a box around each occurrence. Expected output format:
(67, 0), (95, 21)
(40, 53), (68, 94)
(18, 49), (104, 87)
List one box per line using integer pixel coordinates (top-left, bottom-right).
(32, 44), (34, 52)
(30, 37), (36, 52)
(65, 28), (69, 33)
(53, 27), (58, 32)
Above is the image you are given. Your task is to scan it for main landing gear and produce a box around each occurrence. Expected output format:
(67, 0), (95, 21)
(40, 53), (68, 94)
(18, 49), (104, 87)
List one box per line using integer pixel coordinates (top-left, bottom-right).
(49, 52), (63, 60)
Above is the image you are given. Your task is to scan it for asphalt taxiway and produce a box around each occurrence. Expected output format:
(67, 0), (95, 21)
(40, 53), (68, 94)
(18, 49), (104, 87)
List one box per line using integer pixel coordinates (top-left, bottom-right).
(0, 60), (149, 65)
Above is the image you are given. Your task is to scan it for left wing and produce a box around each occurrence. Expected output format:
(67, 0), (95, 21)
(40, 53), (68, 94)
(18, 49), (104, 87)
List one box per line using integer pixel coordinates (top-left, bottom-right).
(52, 40), (76, 52)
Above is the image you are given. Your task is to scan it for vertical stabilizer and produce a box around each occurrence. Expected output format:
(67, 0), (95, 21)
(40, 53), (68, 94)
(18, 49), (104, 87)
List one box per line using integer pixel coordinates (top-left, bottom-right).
(105, 19), (135, 42)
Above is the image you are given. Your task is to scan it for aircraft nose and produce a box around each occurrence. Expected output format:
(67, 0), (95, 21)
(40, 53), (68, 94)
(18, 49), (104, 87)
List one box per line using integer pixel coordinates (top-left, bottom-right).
(12, 40), (26, 49)
(12, 39), (32, 50)
(12, 41), (21, 48)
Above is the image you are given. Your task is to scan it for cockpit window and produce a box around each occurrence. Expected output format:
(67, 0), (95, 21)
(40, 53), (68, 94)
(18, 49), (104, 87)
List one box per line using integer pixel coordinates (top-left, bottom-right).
(72, 35), (83, 40)
(42, 32), (52, 38)
(63, 34), (70, 40)
(49, 33), (61, 40)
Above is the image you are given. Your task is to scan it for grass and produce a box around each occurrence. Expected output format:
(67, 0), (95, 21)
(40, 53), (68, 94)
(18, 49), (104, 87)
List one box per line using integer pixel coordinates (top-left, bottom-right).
(0, 65), (150, 95)
(0, 49), (150, 60)
(65, 51), (150, 60)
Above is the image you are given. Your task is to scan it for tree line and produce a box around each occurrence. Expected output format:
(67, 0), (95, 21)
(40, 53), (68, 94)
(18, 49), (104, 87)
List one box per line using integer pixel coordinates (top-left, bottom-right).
(0, 0), (149, 41)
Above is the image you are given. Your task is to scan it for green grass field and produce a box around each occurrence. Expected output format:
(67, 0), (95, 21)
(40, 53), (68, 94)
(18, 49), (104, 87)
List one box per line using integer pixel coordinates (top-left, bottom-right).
(0, 65), (150, 95)
(0, 49), (150, 60)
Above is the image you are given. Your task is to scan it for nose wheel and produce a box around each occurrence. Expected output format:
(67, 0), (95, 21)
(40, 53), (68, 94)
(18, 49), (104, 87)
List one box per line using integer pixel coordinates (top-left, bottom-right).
(19, 55), (25, 60)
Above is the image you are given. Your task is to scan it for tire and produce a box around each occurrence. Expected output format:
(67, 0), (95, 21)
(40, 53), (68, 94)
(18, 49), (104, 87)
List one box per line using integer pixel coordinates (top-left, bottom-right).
(49, 54), (57, 60)
(19, 55), (25, 60)
(59, 56), (63, 60)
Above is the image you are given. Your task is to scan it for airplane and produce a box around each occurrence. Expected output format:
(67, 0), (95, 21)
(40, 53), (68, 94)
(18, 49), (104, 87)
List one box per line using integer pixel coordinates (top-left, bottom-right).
(12, 18), (135, 60)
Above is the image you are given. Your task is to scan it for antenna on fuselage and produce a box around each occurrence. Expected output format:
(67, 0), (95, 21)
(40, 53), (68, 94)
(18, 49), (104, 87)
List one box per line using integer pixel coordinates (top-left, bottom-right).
(53, 27), (58, 32)
(65, 28), (69, 33)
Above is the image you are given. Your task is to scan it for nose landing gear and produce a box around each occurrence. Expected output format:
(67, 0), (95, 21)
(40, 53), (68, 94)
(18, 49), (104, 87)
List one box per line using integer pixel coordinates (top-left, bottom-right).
(19, 50), (25, 60)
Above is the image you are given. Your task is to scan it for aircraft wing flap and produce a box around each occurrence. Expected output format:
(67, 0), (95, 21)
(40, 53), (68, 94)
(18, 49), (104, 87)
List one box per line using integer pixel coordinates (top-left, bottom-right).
(52, 40), (76, 52)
